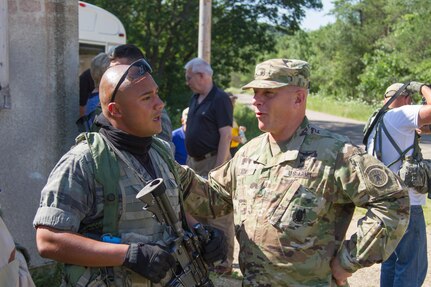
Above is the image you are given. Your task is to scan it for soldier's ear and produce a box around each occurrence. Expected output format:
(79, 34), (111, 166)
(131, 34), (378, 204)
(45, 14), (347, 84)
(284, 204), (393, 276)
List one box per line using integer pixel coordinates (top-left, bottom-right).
(108, 102), (122, 117)
(294, 88), (306, 105)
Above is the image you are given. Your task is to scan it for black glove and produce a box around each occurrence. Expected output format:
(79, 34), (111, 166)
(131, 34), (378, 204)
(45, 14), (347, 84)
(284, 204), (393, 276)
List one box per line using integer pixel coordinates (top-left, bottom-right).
(407, 81), (425, 95)
(201, 225), (228, 265)
(122, 243), (176, 283)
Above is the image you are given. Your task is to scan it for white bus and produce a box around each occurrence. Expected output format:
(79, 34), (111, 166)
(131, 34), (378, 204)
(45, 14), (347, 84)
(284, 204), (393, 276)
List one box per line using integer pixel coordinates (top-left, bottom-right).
(79, 1), (126, 73)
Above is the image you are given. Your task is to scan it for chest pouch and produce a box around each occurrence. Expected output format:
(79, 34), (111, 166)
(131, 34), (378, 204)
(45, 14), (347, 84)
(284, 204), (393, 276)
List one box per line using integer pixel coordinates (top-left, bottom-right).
(399, 156), (429, 194)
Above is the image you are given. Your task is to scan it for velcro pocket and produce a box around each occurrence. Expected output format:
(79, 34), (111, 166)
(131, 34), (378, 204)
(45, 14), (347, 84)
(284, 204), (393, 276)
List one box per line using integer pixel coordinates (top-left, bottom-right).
(268, 181), (327, 243)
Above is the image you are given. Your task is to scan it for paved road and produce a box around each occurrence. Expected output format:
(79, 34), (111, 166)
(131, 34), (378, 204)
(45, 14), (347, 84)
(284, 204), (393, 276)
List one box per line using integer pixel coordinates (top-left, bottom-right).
(306, 110), (365, 147)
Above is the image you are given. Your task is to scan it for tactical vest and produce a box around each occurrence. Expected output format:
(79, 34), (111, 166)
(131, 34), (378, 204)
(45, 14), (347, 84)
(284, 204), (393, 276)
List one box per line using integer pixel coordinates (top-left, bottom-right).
(63, 133), (181, 287)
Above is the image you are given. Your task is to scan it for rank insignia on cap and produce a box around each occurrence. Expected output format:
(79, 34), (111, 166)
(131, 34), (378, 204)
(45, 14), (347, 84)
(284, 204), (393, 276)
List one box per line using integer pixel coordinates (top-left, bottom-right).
(365, 165), (389, 187)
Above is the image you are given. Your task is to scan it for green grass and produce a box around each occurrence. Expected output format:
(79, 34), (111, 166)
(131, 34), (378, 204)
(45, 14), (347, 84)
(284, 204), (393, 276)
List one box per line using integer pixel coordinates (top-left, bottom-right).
(307, 94), (377, 122)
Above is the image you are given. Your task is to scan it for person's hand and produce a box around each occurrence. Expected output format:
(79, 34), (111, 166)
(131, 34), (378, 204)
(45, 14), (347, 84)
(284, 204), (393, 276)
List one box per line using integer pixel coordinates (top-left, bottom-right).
(122, 243), (176, 283)
(416, 128), (423, 135)
(407, 81), (425, 95)
(330, 257), (352, 286)
(201, 225), (228, 265)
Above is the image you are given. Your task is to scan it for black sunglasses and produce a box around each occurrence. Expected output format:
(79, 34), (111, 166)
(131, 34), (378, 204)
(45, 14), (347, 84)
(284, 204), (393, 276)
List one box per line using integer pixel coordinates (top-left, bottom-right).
(110, 59), (153, 103)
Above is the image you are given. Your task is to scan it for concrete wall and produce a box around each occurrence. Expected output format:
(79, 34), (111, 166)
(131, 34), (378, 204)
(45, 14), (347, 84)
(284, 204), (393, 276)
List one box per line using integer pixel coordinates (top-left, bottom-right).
(0, 0), (78, 266)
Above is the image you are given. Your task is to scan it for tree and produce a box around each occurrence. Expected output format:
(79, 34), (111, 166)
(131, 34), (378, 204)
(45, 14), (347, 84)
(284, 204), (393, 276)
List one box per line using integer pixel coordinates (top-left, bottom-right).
(353, 0), (431, 103)
(85, 0), (322, 119)
(281, 0), (431, 104)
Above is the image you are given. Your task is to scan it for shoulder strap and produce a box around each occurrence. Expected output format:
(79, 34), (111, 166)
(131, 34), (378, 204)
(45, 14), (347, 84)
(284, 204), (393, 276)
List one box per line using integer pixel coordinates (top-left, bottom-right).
(380, 121), (414, 167)
(151, 137), (192, 232)
(151, 137), (179, 181)
(374, 112), (420, 168)
(363, 82), (410, 145)
(83, 132), (120, 236)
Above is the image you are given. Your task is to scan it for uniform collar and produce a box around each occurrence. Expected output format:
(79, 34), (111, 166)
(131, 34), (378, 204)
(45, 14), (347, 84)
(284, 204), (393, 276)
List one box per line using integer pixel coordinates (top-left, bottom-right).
(248, 117), (310, 166)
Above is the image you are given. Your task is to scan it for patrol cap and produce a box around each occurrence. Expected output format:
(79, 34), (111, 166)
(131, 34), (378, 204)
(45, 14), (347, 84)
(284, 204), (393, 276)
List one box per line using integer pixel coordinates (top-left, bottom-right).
(242, 59), (310, 90)
(384, 83), (409, 98)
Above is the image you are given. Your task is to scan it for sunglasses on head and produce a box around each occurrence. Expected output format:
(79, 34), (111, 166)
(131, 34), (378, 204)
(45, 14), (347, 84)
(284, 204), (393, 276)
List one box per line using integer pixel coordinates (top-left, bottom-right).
(110, 59), (153, 103)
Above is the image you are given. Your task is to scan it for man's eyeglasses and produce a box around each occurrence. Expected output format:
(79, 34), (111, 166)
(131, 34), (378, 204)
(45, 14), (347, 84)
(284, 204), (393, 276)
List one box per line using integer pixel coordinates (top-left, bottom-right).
(109, 59), (153, 103)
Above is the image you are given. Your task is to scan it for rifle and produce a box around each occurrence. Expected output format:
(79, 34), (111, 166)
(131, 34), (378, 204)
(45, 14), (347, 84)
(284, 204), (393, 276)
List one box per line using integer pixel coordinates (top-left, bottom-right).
(136, 178), (214, 287)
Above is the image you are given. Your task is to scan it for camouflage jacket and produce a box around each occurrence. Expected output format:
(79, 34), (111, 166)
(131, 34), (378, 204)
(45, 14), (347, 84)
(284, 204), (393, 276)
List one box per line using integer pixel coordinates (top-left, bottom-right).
(185, 117), (410, 286)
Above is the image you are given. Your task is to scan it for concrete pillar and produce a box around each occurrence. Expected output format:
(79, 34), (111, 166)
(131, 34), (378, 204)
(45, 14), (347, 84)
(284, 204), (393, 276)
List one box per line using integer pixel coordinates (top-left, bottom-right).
(0, 0), (78, 266)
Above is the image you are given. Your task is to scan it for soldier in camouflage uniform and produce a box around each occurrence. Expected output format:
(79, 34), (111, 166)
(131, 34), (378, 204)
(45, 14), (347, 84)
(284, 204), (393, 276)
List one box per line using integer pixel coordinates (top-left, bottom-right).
(33, 61), (227, 286)
(185, 59), (410, 286)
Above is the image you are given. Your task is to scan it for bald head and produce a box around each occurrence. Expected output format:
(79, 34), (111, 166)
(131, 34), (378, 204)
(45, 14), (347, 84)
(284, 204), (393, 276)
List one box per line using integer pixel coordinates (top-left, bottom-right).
(99, 65), (129, 115)
(98, 62), (163, 137)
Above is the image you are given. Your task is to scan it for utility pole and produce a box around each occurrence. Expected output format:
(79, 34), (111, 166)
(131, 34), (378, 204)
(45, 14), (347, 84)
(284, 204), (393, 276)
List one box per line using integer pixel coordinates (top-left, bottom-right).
(198, 0), (211, 63)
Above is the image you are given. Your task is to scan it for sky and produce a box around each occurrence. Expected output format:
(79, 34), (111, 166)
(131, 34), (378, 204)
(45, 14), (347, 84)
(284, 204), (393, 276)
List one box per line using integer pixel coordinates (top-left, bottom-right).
(301, 0), (336, 31)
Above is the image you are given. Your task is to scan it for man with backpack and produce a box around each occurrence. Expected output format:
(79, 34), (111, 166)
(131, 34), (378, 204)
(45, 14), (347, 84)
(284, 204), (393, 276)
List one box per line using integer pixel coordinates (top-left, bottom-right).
(33, 61), (227, 286)
(365, 82), (431, 287)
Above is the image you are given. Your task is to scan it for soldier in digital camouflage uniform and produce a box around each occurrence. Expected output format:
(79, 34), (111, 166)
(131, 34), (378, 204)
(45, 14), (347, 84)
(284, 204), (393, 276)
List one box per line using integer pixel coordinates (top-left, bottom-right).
(185, 58), (410, 286)
(33, 61), (227, 287)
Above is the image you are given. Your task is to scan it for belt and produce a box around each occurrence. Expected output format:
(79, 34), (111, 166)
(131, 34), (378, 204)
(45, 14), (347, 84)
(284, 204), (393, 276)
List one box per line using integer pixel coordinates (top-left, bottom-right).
(192, 151), (217, 162)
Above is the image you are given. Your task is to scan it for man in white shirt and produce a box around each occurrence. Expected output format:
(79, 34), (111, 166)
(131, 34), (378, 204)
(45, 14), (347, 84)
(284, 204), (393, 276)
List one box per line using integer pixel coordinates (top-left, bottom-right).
(366, 82), (431, 287)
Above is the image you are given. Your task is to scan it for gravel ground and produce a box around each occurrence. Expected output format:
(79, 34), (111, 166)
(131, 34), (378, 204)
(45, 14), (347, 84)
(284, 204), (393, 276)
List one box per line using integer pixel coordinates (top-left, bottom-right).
(212, 214), (431, 287)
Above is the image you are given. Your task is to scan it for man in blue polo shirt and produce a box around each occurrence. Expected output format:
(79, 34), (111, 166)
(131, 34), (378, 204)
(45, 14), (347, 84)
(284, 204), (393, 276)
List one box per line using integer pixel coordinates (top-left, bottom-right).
(184, 58), (233, 174)
(184, 57), (234, 275)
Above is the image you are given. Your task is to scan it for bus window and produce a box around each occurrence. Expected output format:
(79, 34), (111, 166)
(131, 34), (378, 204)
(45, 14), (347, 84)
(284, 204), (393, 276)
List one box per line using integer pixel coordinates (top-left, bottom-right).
(79, 43), (105, 75)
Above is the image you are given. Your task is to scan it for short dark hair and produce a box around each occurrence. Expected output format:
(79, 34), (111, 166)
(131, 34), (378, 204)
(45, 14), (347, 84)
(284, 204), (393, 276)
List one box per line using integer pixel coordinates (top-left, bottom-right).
(108, 44), (145, 62)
